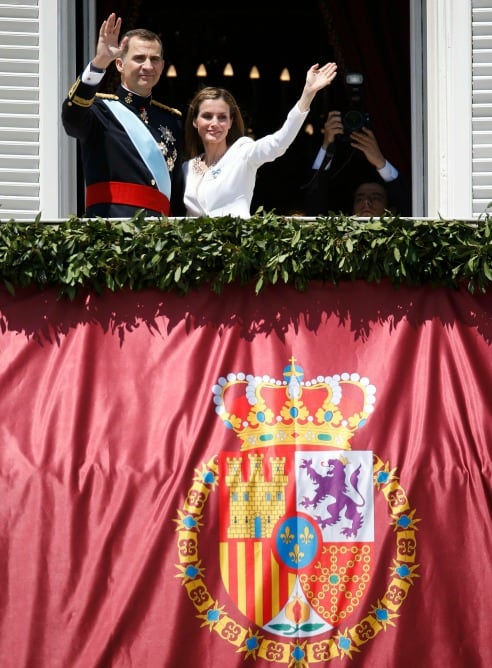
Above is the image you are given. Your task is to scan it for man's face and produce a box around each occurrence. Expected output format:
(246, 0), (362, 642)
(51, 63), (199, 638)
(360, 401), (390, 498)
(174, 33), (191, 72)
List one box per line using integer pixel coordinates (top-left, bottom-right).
(116, 37), (164, 97)
(353, 182), (388, 217)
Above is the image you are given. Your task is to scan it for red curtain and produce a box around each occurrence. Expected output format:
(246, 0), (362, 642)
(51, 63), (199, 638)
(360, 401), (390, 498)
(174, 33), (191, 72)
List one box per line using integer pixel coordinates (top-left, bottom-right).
(1, 281), (491, 667)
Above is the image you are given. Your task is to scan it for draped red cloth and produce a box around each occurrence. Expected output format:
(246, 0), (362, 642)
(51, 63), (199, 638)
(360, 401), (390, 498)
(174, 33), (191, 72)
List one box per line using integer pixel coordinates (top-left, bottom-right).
(1, 281), (491, 667)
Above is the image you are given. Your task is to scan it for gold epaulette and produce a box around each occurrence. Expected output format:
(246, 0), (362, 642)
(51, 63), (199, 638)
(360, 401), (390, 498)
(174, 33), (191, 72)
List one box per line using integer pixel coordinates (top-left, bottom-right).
(151, 100), (182, 116)
(96, 93), (119, 100)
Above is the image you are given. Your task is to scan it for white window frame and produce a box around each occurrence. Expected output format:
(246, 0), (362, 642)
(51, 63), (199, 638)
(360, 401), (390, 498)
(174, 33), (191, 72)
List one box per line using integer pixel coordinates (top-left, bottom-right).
(39, 0), (76, 218)
(52, 0), (476, 220)
(43, 0), (96, 219)
(422, 0), (473, 219)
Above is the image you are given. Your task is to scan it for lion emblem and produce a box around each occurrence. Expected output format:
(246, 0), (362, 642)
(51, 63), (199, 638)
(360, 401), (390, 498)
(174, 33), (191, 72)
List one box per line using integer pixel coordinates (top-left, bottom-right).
(300, 457), (366, 538)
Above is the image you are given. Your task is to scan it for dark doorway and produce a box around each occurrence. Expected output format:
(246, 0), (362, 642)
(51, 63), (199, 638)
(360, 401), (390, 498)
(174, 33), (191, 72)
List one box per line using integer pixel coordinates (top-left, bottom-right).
(86, 1), (410, 215)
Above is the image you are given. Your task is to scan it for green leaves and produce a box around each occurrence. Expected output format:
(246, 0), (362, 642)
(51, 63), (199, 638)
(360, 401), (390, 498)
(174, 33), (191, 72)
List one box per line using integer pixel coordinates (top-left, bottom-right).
(0, 213), (490, 299)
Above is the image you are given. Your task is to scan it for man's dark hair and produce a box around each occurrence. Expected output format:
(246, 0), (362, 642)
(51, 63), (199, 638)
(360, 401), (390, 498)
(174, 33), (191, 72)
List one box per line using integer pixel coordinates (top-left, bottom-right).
(121, 29), (163, 58)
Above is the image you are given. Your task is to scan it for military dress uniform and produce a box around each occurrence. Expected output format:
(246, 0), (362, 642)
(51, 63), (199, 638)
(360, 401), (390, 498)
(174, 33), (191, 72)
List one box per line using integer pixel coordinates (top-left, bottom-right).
(62, 71), (184, 218)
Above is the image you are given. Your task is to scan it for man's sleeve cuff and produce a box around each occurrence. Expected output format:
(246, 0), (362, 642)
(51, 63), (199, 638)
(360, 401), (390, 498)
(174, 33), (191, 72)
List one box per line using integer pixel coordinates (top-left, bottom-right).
(81, 62), (106, 85)
(378, 160), (399, 182)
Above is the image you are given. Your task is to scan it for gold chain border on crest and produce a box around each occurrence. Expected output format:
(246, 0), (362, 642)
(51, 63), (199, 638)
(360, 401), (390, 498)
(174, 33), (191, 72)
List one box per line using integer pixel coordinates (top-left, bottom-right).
(174, 454), (420, 665)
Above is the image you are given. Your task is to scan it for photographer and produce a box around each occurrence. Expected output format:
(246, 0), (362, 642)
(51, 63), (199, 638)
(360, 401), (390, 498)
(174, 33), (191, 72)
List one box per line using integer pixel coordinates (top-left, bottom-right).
(303, 98), (411, 216)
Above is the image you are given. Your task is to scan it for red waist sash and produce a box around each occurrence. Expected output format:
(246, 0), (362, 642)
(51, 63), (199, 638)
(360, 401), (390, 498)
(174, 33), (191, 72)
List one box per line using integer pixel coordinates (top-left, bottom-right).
(86, 181), (170, 215)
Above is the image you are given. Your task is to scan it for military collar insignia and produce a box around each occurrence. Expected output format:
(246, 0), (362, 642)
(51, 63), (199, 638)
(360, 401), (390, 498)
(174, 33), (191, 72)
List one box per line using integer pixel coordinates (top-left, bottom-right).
(118, 86), (152, 111)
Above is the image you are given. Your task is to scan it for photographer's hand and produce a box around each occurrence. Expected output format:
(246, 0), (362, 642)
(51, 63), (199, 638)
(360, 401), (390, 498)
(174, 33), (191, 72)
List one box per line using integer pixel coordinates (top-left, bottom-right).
(322, 111), (343, 148)
(349, 127), (386, 169)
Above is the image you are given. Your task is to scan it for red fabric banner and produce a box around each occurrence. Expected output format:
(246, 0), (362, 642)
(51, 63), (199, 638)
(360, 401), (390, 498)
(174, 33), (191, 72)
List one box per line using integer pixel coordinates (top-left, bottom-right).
(0, 281), (491, 667)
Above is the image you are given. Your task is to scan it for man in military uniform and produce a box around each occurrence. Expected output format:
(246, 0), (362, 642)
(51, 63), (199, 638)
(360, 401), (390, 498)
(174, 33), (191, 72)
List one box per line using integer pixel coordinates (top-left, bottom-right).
(62, 12), (184, 218)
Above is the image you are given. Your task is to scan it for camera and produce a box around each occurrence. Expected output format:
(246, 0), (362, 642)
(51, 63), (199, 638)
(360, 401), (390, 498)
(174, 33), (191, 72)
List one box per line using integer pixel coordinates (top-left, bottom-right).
(341, 72), (370, 138)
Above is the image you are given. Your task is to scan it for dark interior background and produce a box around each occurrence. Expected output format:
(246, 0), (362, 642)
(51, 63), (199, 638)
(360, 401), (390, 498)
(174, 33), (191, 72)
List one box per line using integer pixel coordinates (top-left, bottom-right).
(76, 0), (410, 215)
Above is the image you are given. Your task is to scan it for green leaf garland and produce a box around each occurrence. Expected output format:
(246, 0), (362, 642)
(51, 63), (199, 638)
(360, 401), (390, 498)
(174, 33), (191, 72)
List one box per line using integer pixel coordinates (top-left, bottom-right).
(0, 211), (490, 298)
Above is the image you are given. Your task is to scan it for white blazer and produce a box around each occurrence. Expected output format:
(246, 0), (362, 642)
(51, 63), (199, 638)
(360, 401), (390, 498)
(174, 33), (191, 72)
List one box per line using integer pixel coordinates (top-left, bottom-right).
(183, 103), (309, 218)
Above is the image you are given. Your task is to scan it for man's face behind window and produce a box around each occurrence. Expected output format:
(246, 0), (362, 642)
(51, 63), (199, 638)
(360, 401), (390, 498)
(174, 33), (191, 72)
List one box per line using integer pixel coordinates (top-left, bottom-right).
(353, 182), (389, 217)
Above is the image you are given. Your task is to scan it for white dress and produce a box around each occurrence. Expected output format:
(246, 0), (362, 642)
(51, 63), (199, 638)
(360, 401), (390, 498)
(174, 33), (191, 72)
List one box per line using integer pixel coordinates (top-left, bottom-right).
(183, 103), (309, 218)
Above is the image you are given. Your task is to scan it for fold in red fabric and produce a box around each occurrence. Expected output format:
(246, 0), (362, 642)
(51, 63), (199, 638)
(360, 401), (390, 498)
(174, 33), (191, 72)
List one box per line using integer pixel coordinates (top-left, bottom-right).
(0, 281), (491, 668)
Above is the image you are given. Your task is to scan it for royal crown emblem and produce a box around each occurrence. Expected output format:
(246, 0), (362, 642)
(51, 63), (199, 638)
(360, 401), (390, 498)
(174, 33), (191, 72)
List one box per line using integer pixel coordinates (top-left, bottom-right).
(212, 356), (376, 450)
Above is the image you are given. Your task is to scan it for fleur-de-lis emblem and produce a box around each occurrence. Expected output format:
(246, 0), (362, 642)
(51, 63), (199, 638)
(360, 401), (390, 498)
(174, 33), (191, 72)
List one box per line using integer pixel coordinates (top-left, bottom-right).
(280, 526), (295, 544)
(288, 543), (305, 564)
(299, 526), (314, 544)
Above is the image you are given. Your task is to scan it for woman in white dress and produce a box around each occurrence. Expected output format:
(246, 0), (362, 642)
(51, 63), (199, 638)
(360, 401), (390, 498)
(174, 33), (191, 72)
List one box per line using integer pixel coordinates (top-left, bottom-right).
(182, 62), (338, 218)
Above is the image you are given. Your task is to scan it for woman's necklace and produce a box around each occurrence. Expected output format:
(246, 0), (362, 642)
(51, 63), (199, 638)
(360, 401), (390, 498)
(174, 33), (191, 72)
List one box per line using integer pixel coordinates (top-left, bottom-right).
(192, 151), (226, 176)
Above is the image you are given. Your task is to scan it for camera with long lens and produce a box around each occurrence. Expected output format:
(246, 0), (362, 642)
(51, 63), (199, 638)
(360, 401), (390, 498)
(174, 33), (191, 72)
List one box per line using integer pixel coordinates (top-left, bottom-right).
(341, 72), (370, 139)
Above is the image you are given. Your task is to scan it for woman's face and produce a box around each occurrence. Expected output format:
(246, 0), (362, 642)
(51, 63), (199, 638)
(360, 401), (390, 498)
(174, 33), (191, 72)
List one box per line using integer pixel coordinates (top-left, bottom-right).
(193, 98), (233, 146)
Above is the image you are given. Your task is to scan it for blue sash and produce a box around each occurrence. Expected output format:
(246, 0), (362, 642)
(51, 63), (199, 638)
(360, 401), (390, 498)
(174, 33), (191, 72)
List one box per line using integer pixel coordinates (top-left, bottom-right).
(103, 99), (171, 197)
